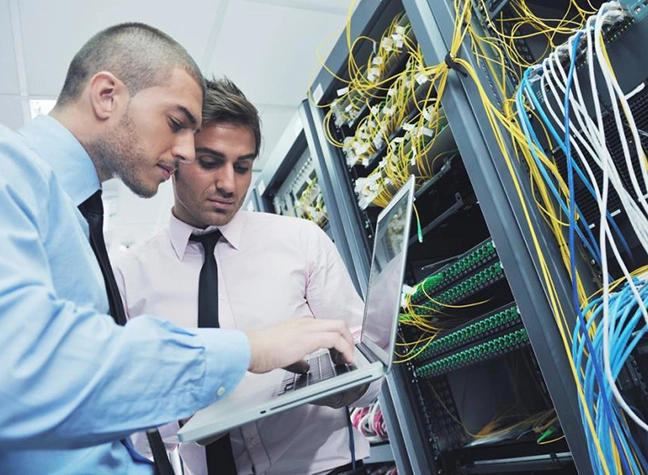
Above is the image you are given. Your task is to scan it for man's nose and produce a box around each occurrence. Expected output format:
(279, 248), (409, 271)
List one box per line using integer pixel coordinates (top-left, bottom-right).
(216, 164), (236, 195)
(172, 131), (196, 164)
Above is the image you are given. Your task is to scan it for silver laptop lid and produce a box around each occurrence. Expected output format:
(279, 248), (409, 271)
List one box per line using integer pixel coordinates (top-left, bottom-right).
(360, 175), (415, 372)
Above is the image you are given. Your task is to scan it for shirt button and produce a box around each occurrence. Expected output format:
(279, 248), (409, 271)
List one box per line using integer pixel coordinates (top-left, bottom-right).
(248, 437), (259, 447)
(217, 386), (226, 397)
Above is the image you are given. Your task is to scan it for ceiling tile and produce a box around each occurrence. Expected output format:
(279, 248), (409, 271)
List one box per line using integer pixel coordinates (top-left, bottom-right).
(0, 0), (20, 95)
(18, 0), (224, 96)
(206, 0), (345, 105)
(245, 0), (352, 15)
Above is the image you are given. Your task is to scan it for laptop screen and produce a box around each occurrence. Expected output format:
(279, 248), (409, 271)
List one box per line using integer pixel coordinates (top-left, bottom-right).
(360, 176), (415, 370)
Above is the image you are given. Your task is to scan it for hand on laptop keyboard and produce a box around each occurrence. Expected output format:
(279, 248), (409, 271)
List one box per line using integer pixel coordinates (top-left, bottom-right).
(278, 351), (364, 407)
(245, 318), (355, 373)
(283, 360), (310, 374)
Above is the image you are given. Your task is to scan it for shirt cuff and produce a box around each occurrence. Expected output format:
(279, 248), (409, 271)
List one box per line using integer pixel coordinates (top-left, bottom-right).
(196, 328), (251, 402)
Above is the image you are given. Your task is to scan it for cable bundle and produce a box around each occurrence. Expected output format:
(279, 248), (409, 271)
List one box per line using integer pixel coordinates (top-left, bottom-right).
(295, 177), (328, 228)
(342, 56), (434, 169)
(573, 279), (648, 474)
(354, 107), (455, 209)
(350, 400), (389, 444)
(314, 1), (458, 211)
(514, 2), (648, 472)
(330, 12), (417, 128)
(367, 466), (397, 475)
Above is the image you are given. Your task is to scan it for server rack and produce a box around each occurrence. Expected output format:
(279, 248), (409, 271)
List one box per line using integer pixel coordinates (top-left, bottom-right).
(402, 0), (592, 472)
(243, 186), (262, 213)
(300, 0), (640, 473)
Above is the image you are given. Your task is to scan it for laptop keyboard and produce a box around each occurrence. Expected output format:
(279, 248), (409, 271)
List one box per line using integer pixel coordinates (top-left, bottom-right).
(278, 352), (357, 395)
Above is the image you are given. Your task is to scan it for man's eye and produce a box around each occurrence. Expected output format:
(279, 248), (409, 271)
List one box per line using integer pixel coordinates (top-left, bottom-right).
(169, 118), (183, 132)
(199, 159), (218, 168)
(235, 165), (250, 173)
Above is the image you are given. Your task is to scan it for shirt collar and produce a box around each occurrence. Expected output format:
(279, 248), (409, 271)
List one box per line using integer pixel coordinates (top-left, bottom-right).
(18, 115), (100, 206)
(169, 210), (247, 259)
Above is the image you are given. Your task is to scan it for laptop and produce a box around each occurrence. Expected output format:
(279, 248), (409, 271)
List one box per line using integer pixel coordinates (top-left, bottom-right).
(177, 175), (416, 443)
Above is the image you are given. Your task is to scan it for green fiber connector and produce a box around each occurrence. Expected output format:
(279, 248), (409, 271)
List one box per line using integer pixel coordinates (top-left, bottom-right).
(430, 327), (526, 376)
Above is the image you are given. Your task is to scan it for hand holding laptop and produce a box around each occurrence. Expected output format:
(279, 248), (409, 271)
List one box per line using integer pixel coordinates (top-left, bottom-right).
(244, 317), (356, 374)
(312, 348), (369, 408)
(177, 176), (416, 442)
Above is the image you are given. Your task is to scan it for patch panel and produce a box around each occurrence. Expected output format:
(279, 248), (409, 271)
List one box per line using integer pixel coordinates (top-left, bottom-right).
(412, 304), (520, 363)
(410, 262), (505, 316)
(410, 239), (498, 305)
(415, 376), (467, 453)
(414, 328), (529, 379)
(331, 13), (417, 128)
(342, 69), (436, 169)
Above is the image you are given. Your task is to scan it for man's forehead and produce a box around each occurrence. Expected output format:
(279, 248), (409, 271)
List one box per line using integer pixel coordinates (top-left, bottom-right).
(194, 123), (257, 157)
(161, 68), (203, 128)
(197, 122), (254, 139)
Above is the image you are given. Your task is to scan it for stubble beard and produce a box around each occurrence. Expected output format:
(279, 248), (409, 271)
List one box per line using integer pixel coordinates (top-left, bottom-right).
(87, 112), (157, 198)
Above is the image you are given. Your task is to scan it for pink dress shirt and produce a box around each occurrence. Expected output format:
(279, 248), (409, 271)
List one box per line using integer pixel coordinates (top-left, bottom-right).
(115, 210), (373, 475)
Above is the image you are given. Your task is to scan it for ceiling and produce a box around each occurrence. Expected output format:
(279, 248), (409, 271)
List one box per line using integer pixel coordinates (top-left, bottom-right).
(0, 0), (350, 252)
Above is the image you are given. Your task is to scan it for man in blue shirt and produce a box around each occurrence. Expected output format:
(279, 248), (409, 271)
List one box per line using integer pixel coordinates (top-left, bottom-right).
(0, 22), (355, 474)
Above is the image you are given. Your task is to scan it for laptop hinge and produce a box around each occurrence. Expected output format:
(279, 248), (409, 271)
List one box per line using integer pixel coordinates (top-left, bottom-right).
(357, 342), (381, 364)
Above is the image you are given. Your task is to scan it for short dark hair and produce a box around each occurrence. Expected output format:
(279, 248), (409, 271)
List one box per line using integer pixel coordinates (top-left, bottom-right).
(203, 77), (262, 158)
(56, 22), (204, 107)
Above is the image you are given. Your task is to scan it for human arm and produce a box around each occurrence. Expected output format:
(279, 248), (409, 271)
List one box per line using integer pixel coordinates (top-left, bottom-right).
(245, 317), (355, 372)
(0, 163), (251, 450)
(0, 205), (353, 452)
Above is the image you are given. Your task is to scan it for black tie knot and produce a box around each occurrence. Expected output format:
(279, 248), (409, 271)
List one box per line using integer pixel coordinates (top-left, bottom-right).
(190, 230), (222, 256)
(79, 190), (103, 218)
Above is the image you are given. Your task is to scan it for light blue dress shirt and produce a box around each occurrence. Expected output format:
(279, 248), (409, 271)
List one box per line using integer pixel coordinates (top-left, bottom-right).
(0, 116), (251, 474)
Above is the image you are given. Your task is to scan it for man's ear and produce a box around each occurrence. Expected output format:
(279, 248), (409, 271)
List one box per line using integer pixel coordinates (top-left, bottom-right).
(88, 71), (128, 120)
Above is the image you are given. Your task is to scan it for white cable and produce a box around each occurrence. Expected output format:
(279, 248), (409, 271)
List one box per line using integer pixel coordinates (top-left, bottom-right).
(595, 7), (648, 220)
(517, 0), (648, 438)
(584, 4), (648, 434)
(560, 15), (648, 253)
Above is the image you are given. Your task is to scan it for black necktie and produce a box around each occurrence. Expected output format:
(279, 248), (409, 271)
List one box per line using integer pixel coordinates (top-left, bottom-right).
(190, 231), (237, 475)
(79, 190), (174, 475)
(78, 190), (127, 325)
(190, 231), (222, 328)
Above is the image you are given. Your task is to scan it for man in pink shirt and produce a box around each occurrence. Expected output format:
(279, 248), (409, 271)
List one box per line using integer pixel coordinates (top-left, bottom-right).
(115, 78), (376, 475)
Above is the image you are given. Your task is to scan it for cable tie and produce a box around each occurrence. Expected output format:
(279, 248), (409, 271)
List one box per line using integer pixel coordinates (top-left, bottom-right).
(444, 53), (467, 77)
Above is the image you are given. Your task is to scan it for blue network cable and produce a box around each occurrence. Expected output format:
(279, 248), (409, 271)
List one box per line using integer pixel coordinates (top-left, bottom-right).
(515, 71), (602, 264)
(564, 31), (637, 474)
(597, 284), (648, 472)
(517, 39), (634, 268)
(527, 62), (633, 262)
(573, 294), (646, 474)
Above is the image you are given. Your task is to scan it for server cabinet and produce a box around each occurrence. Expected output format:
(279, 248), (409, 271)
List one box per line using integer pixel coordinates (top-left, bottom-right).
(300, 0), (635, 473)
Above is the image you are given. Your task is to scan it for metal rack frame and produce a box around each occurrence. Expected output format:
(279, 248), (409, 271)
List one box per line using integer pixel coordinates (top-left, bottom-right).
(400, 0), (592, 471)
(301, 0), (596, 472)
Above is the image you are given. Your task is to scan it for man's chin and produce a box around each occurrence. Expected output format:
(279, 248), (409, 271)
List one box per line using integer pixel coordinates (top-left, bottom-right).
(206, 210), (234, 227)
(124, 179), (158, 199)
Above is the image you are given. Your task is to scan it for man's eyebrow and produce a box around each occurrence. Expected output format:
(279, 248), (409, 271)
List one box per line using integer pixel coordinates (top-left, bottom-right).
(195, 148), (257, 162)
(195, 147), (223, 158)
